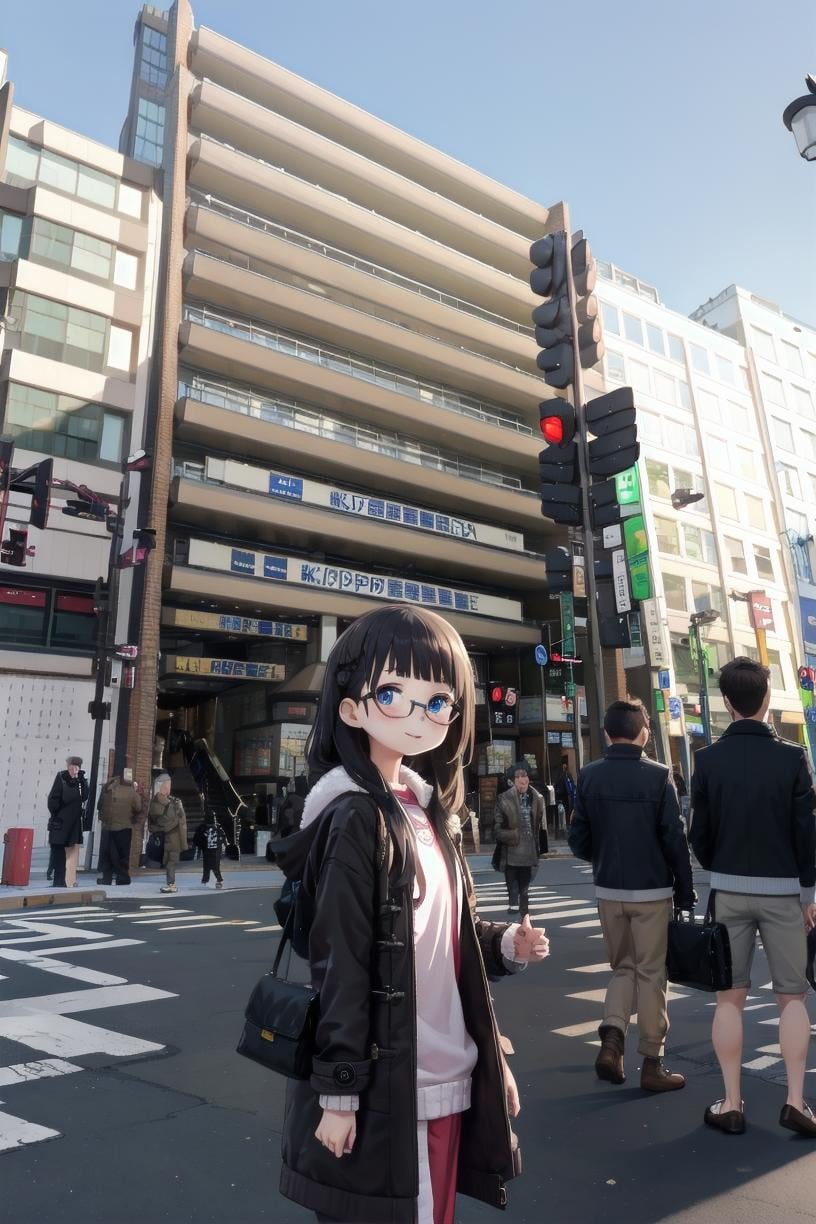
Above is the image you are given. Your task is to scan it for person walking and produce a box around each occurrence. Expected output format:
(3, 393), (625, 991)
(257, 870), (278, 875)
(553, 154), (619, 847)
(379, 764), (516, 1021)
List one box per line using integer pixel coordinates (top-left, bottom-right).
(690, 657), (816, 1137)
(493, 763), (545, 917)
(554, 760), (576, 826)
(96, 767), (142, 886)
(194, 813), (227, 888)
(148, 774), (187, 894)
(569, 699), (695, 1093)
(47, 755), (87, 888)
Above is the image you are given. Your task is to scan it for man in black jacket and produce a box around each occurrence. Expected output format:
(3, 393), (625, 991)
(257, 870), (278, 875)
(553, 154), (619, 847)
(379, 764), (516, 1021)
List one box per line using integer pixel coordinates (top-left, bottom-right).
(690, 657), (816, 1137)
(569, 699), (694, 1092)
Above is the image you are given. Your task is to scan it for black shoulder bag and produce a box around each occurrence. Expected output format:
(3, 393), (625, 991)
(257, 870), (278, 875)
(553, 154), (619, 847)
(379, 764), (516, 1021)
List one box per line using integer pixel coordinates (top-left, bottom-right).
(666, 891), (732, 992)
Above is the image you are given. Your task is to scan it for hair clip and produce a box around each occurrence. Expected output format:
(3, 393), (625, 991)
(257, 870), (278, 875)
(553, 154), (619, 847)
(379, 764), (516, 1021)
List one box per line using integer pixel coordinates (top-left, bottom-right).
(335, 654), (362, 689)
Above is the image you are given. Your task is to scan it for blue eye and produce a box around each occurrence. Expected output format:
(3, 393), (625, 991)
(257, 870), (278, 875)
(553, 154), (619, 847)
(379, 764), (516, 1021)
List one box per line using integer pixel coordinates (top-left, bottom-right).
(376, 686), (398, 707)
(427, 695), (450, 715)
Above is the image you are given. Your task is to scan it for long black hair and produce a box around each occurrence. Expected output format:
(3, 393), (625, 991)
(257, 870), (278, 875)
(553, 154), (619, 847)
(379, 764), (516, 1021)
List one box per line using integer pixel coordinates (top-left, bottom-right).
(306, 605), (475, 883)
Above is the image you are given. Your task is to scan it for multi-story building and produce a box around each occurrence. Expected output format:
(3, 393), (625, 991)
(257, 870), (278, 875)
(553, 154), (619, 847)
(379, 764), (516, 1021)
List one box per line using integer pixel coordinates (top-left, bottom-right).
(0, 52), (162, 843)
(118, 1), (593, 814)
(596, 263), (813, 774)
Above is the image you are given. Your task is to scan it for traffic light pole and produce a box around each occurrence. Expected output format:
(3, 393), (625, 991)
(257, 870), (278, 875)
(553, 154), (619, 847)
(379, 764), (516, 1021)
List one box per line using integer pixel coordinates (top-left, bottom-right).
(690, 617), (713, 746)
(562, 211), (607, 748)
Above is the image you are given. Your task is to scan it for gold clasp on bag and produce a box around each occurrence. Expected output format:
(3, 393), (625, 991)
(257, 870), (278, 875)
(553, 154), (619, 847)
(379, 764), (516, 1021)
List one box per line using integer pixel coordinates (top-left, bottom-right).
(261, 1029), (276, 1043)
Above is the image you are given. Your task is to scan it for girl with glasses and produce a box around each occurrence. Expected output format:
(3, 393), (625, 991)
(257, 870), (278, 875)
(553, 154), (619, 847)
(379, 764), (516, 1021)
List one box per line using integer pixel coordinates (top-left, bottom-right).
(274, 604), (549, 1224)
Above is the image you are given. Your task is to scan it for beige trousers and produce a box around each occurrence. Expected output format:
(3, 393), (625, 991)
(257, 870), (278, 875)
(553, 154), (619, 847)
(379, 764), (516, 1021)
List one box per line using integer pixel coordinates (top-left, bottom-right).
(597, 897), (673, 1058)
(64, 843), (81, 888)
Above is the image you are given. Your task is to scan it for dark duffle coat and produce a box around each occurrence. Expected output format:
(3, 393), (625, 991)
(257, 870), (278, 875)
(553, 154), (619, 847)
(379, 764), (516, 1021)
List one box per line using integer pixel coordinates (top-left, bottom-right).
(47, 771), (87, 846)
(274, 791), (521, 1223)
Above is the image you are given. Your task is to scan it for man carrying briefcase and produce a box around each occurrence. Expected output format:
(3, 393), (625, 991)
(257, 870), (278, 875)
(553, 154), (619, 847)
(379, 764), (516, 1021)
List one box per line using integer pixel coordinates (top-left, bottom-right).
(691, 657), (816, 1137)
(569, 699), (695, 1093)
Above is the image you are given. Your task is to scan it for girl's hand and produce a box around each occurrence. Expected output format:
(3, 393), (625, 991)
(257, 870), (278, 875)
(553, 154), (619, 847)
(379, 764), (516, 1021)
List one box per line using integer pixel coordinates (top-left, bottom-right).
(503, 1060), (521, 1117)
(513, 914), (549, 962)
(315, 1108), (356, 1158)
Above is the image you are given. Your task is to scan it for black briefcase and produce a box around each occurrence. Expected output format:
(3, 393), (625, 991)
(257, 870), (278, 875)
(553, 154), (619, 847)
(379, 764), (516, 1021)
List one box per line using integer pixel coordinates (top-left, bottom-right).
(666, 894), (732, 992)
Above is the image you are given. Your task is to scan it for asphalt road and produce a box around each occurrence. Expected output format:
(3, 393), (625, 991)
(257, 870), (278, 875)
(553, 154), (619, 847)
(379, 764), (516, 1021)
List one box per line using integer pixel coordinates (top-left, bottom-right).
(1, 859), (816, 1224)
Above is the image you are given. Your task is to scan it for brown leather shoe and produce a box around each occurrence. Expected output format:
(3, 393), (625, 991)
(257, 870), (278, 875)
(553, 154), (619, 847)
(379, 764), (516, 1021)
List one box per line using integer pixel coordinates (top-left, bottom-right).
(780, 1103), (816, 1136)
(640, 1057), (686, 1092)
(704, 1099), (745, 1134)
(595, 1025), (625, 1084)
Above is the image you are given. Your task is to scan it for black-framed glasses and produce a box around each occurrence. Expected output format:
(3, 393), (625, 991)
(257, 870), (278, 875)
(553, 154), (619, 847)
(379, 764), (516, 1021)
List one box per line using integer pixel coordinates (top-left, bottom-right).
(360, 684), (461, 726)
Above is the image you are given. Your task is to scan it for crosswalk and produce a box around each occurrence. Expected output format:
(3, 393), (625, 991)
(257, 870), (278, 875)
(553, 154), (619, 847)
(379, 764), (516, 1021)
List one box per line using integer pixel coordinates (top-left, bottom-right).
(473, 877), (600, 930)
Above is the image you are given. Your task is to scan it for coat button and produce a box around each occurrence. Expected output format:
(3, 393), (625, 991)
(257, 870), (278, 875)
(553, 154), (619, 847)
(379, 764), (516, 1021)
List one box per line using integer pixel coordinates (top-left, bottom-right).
(334, 1063), (356, 1087)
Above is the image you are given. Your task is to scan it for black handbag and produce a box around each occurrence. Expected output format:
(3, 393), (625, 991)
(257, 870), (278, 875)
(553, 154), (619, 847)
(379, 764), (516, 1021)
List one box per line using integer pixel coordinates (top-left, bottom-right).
(146, 831), (164, 862)
(667, 892), (732, 992)
(236, 905), (319, 1079)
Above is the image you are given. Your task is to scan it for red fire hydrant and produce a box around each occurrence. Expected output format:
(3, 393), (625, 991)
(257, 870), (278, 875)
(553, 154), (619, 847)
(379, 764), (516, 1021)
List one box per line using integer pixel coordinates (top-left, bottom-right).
(2, 828), (34, 887)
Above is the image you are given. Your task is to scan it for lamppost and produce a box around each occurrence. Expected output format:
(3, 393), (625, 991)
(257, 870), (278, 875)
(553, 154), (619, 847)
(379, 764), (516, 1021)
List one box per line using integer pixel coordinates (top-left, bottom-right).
(689, 609), (720, 745)
(783, 74), (816, 161)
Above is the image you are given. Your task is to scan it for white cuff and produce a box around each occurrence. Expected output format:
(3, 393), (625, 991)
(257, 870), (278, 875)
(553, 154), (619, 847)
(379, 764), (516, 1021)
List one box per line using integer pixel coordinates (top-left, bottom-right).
(500, 924), (527, 972)
(319, 1094), (359, 1112)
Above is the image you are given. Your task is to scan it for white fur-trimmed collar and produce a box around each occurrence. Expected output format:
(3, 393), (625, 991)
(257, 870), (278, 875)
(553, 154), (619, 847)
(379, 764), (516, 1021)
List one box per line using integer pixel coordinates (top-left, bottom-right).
(300, 764), (434, 829)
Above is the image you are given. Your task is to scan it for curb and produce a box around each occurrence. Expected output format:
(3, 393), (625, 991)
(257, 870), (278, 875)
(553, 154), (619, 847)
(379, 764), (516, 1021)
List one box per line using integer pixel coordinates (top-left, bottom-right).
(0, 889), (107, 913)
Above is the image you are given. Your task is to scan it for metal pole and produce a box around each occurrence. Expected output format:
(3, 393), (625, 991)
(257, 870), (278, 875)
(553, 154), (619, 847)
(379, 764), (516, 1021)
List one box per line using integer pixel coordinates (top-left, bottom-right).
(540, 663), (550, 788)
(562, 207), (606, 745)
(693, 619), (713, 747)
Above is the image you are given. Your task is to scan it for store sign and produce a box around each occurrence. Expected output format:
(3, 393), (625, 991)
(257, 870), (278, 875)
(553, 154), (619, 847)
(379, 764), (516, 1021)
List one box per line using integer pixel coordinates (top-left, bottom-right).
(641, 598), (669, 668)
(187, 539), (523, 622)
(560, 593), (576, 656)
(203, 457), (522, 551)
(623, 516), (652, 602)
(164, 609), (308, 640)
(165, 656), (285, 681)
(612, 548), (632, 613)
(747, 590), (775, 633)
(800, 597), (816, 655)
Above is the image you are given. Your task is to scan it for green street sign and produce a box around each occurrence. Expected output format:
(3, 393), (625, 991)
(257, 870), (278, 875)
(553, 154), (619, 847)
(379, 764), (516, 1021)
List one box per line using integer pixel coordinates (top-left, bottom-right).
(560, 592), (575, 657)
(654, 689), (666, 713)
(566, 681), (576, 699)
(615, 465), (641, 506)
(623, 515), (653, 601)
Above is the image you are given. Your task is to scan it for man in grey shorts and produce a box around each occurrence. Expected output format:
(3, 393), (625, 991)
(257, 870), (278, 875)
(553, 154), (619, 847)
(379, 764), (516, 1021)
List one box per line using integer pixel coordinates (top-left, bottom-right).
(691, 657), (816, 1136)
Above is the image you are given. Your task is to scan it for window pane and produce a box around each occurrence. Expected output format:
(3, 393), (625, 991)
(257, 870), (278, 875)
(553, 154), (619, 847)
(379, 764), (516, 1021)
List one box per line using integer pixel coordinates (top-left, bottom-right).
(0, 585), (47, 644)
(753, 545), (774, 581)
(39, 149), (78, 194)
(654, 371), (675, 404)
(689, 343), (709, 374)
(99, 412), (125, 462)
(716, 484), (738, 518)
(697, 389), (720, 422)
(77, 165), (117, 210)
(716, 355), (734, 384)
(601, 303), (620, 336)
(750, 327), (775, 360)
(725, 536), (747, 574)
(779, 465), (801, 498)
(779, 340), (802, 374)
(606, 351), (625, 384)
(654, 516), (679, 554)
(736, 446), (756, 480)
(646, 324), (665, 355)
(800, 430), (816, 461)
(762, 373), (786, 406)
(623, 313), (643, 345)
(5, 136), (40, 181)
(639, 411), (663, 445)
(630, 359), (650, 394)
(772, 417), (794, 450)
(646, 458), (670, 499)
(677, 380), (691, 410)
(728, 402), (751, 433)
(745, 495), (765, 531)
(113, 249), (138, 289)
(692, 581), (723, 614)
(667, 334), (684, 363)
(117, 184), (143, 218)
(71, 231), (113, 279)
(107, 325), (132, 370)
(30, 218), (72, 268)
(51, 592), (96, 648)
(709, 438), (729, 470)
(663, 573), (687, 612)
(0, 210), (24, 259)
(791, 385), (814, 418)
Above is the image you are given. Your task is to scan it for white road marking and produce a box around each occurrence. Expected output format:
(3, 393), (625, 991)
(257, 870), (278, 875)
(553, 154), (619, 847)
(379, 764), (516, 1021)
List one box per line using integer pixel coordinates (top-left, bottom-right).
(567, 963), (610, 974)
(0, 950), (126, 987)
(0, 1014), (164, 1059)
(246, 924), (281, 933)
(129, 913), (211, 924)
(0, 920), (115, 948)
(561, 918), (603, 929)
(742, 1055), (782, 1071)
(0, 1058), (81, 1087)
(0, 1107), (59, 1152)
(44, 940), (143, 957)
(156, 920), (257, 931)
(0, 983), (174, 1018)
(525, 908), (596, 921)
(552, 1020), (602, 1038)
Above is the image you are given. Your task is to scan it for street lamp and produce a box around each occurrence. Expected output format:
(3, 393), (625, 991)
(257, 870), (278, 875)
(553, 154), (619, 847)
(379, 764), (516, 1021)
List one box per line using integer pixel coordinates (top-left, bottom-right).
(783, 74), (816, 161)
(690, 609), (720, 745)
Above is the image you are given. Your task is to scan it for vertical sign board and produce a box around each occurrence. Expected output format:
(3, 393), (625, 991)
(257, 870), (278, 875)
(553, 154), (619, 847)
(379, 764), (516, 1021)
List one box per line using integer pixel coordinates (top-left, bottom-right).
(747, 590), (775, 633)
(612, 548), (632, 613)
(560, 593), (576, 657)
(623, 516), (652, 602)
(641, 598), (669, 668)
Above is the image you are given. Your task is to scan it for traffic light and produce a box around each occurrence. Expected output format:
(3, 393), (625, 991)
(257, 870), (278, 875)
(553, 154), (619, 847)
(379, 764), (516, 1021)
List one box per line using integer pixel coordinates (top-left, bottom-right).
(529, 231), (603, 388)
(487, 683), (517, 729)
(62, 494), (107, 521)
(570, 235), (604, 371)
(585, 387), (639, 478)
(4, 457), (53, 530)
(544, 547), (573, 595)
(1, 527), (30, 567)
(538, 401), (581, 524)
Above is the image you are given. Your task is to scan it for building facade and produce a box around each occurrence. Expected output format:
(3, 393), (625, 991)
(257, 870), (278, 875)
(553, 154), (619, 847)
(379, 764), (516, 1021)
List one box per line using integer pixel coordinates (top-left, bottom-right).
(0, 53), (162, 843)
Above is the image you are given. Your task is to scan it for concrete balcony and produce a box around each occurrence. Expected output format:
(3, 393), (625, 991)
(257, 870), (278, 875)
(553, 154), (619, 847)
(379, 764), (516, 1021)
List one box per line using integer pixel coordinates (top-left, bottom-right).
(182, 249), (543, 410)
(189, 26), (563, 241)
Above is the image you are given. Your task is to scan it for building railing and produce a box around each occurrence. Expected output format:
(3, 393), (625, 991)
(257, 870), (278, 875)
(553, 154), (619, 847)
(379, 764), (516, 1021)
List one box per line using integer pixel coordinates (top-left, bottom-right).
(189, 191), (534, 339)
(177, 371), (531, 493)
(181, 303), (533, 436)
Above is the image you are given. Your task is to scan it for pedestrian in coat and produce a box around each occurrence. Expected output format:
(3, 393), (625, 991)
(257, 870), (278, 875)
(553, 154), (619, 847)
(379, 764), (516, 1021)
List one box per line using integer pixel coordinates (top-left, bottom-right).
(273, 605), (550, 1224)
(690, 657), (816, 1137)
(193, 813), (227, 887)
(554, 760), (576, 825)
(148, 774), (187, 894)
(96, 768), (142, 885)
(47, 755), (87, 888)
(569, 699), (695, 1093)
(493, 764), (546, 916)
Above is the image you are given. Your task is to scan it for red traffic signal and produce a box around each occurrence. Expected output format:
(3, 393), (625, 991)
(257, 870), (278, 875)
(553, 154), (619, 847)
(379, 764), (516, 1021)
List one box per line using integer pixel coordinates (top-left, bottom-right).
(489, 684), (505, 705)
(539, 401), (576, 447)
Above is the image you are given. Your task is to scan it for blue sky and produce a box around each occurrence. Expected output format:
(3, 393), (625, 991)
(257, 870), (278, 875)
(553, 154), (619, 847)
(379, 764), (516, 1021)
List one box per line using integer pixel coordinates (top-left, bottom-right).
(5, 0), (815, 324)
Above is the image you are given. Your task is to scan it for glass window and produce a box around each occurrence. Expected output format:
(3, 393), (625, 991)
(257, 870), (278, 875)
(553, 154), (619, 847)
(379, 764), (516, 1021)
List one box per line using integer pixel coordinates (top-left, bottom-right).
(601, 303), (620, 336)
(77, 164), (117, 210)
(778, 464), (801, 498)
(725, 536), (748, 574)
(674, 468), (707, 514)
(623, 313), (643, 346)
(5, 136), (135, 216)
(762, 373), (786, 406)
(65, 306), (106, 368)
(117, 183), (143, 219)
(697, 389), (720, 421)
(716, 484), (738, 519)
(766, 649), (786, 692)
(715, 355), (735, 384)
(692, 581), (723, 614)
(790, 385), (814, 418)
(646, 458), (670, 499)
(134, 97), (165, 166)
(684, 525), (717, 565)
(735, 366), (750, 391)
(753, 544), (775, 582)
(2, 382), (127, 464)
(745, 494), (765, 531)
(4, 135), (40, 181)
(750, 327), (776, 361)
(39, 149), (78, 195)
(30, 218), (72, 268)
(736, 446), (756, 480)
(139, 25), (168, 87)
(667, 334), (685, 364)
(728, 401), (752, 433)
(0, 210), (24, 260)
(663, 573), (687, 612)
(779, 339), (803, 374)
(606, 351), (625, 384)
(680, 425), (698, 458)
(654, 516), (680, 554)
(708, 437), (729, 469)
(99, 412), (125, 463)
(646, 323), (665, 355)
(0, 586), (47, 645)
(71, 231), (113, 279)
(630, 359), (650, 394)
(689, 343), (710, 375)
(113, 250), (139, 289)
(677, 381), (691, 410)
(800, 430), (816, 461)
(639, 411), (663, 445)
(51, 592), (96, 649)
(773, 417), (795, 450)
(732, 599), (751, 628)
(654, 371), (675, 404)
(107, 325), (133, 371)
